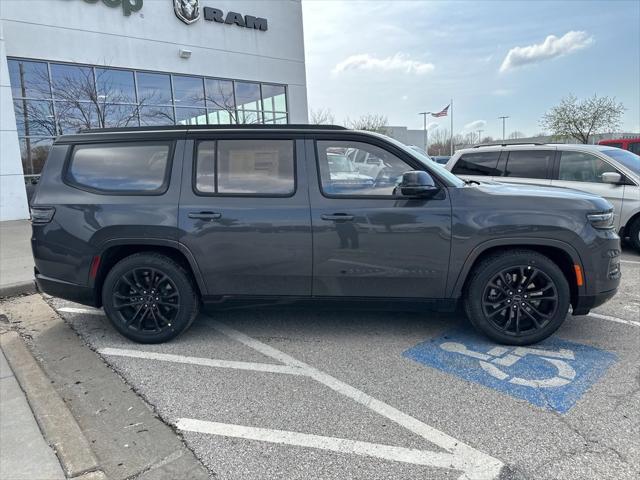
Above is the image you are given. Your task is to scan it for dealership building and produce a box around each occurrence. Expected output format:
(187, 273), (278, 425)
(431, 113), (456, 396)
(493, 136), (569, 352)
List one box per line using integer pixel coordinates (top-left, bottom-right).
(0, 0), (308, 221)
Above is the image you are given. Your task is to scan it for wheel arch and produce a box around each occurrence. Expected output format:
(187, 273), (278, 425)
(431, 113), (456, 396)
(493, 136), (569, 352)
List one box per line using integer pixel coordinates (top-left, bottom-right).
(450, 238), (585, 309)
(91, 239), (206, 307)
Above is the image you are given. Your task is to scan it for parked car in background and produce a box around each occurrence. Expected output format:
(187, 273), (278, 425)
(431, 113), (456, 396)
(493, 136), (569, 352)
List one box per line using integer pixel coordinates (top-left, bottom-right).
(31, 125), (620, 345)
(432, 155), (450, 165)
(446, 143), (640, 251)
(598, 137), (640, 155)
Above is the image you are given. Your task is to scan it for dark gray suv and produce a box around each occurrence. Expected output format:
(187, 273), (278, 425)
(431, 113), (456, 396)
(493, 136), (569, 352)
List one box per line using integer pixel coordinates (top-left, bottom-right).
(30, 125), (621, 345)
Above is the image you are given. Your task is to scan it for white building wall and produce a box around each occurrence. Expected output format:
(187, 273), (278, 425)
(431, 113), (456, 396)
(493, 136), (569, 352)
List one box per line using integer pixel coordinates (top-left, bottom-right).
(0, 23), (30, 221)
(0, 0), (308, 221)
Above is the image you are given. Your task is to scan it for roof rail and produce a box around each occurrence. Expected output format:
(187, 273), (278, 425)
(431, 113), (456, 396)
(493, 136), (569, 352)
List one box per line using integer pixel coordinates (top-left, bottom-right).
(80, 124), (348, 134)
(472, 142), (546, 148)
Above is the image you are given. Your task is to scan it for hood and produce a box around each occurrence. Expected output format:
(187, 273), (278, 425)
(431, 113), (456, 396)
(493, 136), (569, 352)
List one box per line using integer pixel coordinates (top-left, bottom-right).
(472, 182), (613, 211)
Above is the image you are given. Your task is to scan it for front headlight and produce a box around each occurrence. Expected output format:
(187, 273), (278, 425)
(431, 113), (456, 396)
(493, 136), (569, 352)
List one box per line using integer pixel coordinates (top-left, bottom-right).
(587, 211), (614, 230)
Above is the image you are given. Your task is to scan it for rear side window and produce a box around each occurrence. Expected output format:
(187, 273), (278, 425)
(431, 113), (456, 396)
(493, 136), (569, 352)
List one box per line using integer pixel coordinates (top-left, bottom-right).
(67, 142), (171, 193)
(195, 139), (295, 196)
(629, 142), (640, 155)
(504, 150), (554, 179)
(451, 152), (501, 176)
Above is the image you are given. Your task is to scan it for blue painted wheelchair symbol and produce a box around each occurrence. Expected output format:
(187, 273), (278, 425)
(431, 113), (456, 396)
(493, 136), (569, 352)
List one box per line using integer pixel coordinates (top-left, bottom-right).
(403, 329), (617, 413)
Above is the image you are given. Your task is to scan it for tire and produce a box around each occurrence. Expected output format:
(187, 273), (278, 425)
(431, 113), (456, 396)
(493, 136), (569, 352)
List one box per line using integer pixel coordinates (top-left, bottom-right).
(463, 249), (570, 345)
(627, 217), (640, 253)
(102, 253), (199, 343)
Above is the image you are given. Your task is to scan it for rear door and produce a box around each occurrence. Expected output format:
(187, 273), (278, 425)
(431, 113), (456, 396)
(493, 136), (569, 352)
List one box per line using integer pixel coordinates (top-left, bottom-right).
(551, 149), (626, 230)
(306, 136), (452, 299)
(498, 149), (555, 186)
(178, 134), (312, 297)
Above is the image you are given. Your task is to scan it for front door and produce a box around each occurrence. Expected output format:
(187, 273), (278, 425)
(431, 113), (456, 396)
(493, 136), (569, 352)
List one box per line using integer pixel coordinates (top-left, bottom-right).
(551, 150), (626, 230)
(179, 136), (312, 297)
(307, 137), (452, 298)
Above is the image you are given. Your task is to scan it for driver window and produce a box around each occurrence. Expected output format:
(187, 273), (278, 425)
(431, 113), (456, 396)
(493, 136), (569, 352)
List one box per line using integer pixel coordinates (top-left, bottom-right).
(557, 151), (617, 183)
(316, 140), (413, 196)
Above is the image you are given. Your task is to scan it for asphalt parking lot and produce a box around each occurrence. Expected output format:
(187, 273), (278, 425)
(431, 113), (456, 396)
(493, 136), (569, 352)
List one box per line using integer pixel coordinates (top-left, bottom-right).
(51, 247), (639, 480)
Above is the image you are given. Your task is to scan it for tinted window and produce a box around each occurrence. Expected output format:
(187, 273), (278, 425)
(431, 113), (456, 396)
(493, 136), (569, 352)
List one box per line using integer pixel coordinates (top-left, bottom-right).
(67, 143), (171, 193)
(557, 151), (617, 183)
(195, 140), (295, 195)
(504, 150), (554, 179)
(8, 59), (51, 99)
(50, 64), (95, 101)
(172, 75), (205, 107)
(317, 141), (413, 196)
(629, 142), (640, 155)
(95, 68), (136, 103)
(451, 152), (501, 176)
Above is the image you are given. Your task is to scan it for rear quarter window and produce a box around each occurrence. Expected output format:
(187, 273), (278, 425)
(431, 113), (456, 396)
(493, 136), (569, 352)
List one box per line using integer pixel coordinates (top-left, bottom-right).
(66, 142), (172, 194)
(629, 142), (640, 155)
(451, 151), (502, 176)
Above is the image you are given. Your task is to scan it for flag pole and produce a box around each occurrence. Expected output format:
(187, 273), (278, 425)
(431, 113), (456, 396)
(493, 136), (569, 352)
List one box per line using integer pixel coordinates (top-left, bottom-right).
(450, 98), (453, 156)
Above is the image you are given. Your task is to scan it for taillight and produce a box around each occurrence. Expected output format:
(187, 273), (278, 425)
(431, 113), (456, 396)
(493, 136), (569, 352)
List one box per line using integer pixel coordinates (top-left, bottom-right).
(30, 207), (55, 224)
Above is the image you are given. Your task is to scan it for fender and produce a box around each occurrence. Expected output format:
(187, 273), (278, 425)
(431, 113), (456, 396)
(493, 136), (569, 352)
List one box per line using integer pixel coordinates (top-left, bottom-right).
(94, 238), (208, 296)
(448, 237), (586, 298)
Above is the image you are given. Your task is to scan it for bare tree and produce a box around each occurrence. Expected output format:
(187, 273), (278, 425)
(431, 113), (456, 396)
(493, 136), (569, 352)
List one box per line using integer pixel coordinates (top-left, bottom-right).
(541, 94), (625, 144)
(346, 114), (388, 134)
(508, 131), (525, 139)
(310, 108), (335, 125)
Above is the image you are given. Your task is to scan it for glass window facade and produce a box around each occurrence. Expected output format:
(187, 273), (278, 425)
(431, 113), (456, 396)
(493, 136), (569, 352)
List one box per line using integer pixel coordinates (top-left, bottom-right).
(8, 58), (289, 176)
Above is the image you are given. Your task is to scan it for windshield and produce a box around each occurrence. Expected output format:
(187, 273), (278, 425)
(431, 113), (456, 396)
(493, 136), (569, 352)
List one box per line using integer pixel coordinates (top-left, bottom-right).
(602, 149), (640, 175)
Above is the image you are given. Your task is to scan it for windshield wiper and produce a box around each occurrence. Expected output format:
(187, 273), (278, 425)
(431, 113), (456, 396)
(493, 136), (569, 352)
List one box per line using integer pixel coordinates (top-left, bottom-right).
(464, 179), (481, 185)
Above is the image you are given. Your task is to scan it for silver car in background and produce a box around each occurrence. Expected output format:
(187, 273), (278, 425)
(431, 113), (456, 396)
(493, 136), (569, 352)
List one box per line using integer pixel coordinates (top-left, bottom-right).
(445, 143), (640, 251)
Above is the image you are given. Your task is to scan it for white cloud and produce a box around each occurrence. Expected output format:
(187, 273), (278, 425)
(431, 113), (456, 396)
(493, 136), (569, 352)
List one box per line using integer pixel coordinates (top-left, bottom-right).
(332, 53), (434, 76)
(500, 31), (593, 73)
(464, 120), (487, 131)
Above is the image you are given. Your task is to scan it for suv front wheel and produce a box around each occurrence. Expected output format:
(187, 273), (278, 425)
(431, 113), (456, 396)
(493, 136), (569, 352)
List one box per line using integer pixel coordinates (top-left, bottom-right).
(102, 253), (199, 343)
(463, 250), (570, 345)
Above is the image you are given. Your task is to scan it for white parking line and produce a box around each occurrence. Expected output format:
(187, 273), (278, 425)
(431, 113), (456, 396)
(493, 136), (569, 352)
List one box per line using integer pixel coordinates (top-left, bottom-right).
(620, 259), (640, 265)
(587, 312), (640, 328)
(208, 320), (504, 480)
(58, 307), (103, 315)
(177, 418), (464, 471)
(99, 348), (305, 376)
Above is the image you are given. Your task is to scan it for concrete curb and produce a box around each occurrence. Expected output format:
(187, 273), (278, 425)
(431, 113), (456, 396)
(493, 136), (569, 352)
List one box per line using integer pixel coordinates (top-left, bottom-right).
(0, 280), (37, 299)
(0, 330), (103, 479)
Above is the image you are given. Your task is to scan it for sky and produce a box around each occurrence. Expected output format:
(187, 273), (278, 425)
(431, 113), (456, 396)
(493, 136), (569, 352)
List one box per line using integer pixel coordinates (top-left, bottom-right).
(301, 0), (640, 138)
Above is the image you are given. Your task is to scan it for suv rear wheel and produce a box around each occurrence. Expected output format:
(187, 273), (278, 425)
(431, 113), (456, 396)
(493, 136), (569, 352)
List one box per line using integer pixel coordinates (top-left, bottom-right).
(102, 253), (199, 343)
(463, 250), (570, 345)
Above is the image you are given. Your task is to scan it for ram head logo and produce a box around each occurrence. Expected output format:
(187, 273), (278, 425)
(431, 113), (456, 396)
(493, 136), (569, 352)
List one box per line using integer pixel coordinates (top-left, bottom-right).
(174, 0), (200, 24)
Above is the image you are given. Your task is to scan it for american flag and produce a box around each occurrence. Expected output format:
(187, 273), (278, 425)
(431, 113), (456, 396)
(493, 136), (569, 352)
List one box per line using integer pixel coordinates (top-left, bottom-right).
(431, 105), (450, 117)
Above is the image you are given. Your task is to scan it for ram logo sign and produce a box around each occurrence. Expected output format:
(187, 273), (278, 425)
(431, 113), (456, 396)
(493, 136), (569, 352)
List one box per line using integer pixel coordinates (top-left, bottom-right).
(172, 1), (268, 31)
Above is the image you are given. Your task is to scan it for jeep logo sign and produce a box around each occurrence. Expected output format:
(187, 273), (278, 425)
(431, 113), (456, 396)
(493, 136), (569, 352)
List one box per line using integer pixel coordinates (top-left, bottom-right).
(83, 0), (143, 16)
(173, 1), (268, 31)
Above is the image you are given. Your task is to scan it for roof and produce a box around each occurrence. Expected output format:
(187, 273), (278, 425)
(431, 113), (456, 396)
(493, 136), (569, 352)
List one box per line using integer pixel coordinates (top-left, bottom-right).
(79, 124), (348, 134)
(454, 143), (624, 155)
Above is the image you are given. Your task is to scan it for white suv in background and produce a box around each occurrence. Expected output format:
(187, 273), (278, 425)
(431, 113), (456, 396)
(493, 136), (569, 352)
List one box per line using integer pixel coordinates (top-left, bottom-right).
(445, 143), (640, 252)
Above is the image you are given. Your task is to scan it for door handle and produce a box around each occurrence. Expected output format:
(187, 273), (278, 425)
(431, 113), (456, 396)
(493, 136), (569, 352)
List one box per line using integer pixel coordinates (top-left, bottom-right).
(321, 213), (354, 222)
(188, 211), (222, 220)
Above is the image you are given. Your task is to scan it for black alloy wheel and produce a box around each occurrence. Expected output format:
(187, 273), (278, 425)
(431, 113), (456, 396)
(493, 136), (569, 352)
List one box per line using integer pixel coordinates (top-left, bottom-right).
(112, 267), (181, 334)
(102, 253), (198, 343)
(464, 250), (570, 345)
(481, 265), (558, 336)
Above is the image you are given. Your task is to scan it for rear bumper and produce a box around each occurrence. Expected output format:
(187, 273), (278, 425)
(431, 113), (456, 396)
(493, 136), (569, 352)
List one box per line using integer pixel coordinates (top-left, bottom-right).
(35, 269), (98, 307)
(572, 288), (618, 316)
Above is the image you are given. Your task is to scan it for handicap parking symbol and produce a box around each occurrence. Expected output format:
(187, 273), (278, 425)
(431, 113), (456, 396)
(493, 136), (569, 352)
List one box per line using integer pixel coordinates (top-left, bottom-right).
(403, 329), (617, 413)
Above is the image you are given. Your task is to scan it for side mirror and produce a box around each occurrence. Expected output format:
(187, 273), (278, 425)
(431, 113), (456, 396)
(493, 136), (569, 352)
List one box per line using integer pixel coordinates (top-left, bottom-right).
(602, 172), (622, 184)
(399, 171), (440, 198)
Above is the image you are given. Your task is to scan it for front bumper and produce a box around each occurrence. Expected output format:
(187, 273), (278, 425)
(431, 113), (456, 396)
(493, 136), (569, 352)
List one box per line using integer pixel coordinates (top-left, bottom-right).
(572, 287), (618, 316)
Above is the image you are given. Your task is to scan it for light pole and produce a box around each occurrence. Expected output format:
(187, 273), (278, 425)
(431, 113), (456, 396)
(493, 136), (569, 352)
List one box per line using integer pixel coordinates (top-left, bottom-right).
(498, 116), (509, 141)
(419, 112), (431, 153)
(477, 129), (483, 144)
